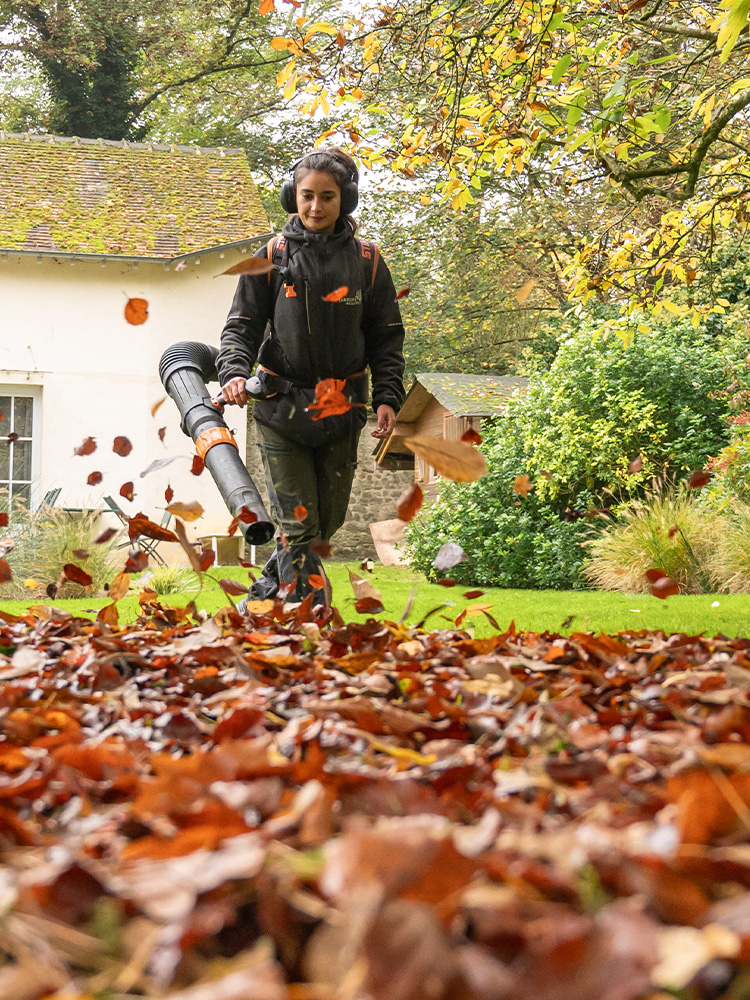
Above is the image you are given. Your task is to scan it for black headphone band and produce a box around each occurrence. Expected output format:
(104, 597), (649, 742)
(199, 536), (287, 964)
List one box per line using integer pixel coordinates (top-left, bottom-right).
(287, 154), (358, 184)
(280, 152), (359, 215)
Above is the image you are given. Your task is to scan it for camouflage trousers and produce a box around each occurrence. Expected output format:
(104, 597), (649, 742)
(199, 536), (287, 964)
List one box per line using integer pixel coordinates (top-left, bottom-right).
(250, 421), (360, 603)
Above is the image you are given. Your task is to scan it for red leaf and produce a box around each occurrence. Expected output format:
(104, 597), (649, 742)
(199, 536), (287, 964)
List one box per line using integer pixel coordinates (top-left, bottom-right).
(228, 506), (258, 537)
(191, 454), (205, 476)
(629, 455), (644, 473)
(436, 578), (457, 587)
(0, 559), (11, 583)
(165, 485), (174, 503)
(395, 287), (411, 300)
(688, 469), (712, 489)
(74, 436), (97, 457)
(93, 527), (117, 545)
(310, 540), (332, 558)
(124, 550), (148, 574)
(461, 428), (483, 445)
(124, 297), (148, 325)
(0, 513), (7, 528)
(120, 482), (135, 502)
(87, 471), (103, 486)
(322, 285), (348, 302)
(668, 525), (680, 538)
(7, 432), (18, 444)
(463, 589), (486, 599)
(355, 596), (384, 614)
(63, 563), (93, 587)
(294, 505), (308, 521)
(397, 483), (423, 522)
(645, 568), (667, 583)
(113, 436), (133, 457)
(199, 548), (215, 571)
(651, 576), (679, 599)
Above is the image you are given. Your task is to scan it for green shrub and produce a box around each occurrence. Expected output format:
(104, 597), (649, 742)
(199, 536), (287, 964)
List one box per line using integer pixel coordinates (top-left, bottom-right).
(0, 496), (121, 599)
(404, 420), (597, 589)
(143, 563), (200, 596)
(513, 321), (733, 505)
(704, 418), (750, 510)
(585, 489), (725, 594)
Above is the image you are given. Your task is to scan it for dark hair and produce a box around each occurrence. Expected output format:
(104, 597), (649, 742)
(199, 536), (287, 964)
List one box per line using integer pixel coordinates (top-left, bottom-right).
(293, 148), (359, 227)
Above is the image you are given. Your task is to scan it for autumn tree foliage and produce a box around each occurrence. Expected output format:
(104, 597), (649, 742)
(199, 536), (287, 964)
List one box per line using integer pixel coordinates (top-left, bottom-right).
(274, 0), (750, 308)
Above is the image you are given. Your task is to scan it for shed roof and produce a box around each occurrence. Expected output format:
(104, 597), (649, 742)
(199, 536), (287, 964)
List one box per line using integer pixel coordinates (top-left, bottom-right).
(0, 132), (271, 261)
(400, 373), (527, 421)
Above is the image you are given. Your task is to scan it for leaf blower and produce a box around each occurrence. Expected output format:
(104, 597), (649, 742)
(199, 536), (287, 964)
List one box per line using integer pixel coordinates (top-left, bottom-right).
(158, 342), (275, 544)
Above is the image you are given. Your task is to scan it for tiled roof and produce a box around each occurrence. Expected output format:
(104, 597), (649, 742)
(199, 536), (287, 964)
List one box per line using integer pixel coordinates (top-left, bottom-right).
(401, 372), (528, 420)
(0, 132), (271, 259)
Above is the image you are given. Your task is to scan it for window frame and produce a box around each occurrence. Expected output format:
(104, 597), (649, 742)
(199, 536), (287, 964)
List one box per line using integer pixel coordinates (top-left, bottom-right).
(0, 385), (42, 510)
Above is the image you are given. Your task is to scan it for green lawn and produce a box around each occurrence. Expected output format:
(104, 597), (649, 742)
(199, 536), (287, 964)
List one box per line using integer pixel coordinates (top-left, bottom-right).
(2, 563), (750, 637)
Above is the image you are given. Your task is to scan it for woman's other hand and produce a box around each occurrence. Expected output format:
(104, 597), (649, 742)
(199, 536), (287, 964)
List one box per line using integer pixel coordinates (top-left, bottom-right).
(372, 404), (396, 438)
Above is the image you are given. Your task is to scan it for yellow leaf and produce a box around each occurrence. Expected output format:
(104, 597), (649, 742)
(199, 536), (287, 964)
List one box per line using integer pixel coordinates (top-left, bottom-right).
(23, 578), (37, 589)
(166, 501), (205, 522)
(404, 436), (487, 482)
(270, 36), (291, 50)
(637, 324), (651, 335)
(515, 279), (537, 304)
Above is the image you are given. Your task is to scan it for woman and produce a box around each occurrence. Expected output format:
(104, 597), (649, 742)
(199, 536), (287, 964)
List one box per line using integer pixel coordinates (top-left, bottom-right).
(218, 149), (406, 604)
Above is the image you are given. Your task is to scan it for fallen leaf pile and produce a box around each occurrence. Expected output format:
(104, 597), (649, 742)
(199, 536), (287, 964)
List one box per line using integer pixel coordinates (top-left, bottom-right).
(3, 603), (750, 997)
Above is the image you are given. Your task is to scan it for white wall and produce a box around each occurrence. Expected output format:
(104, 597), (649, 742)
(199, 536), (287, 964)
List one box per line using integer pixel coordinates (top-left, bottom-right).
(0, 247), (263, 553)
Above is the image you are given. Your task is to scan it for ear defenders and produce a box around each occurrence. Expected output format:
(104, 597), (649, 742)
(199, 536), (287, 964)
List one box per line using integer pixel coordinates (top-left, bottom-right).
(280, 155), (359, 215)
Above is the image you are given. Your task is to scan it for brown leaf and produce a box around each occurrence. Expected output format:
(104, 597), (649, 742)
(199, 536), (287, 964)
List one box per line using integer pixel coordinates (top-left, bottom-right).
(93, 527), (117, 545)
(166, 501), (204, 522)
(217, 256), (275, 277)
(404, 436), (487, 482)
(396, 483), (423, 522)
(63, 563), (93, 587)
(165, 484), (174, 503)
(629, 454), (644, 473)
(127, 514), (178, 543)
(688, 469), (712, 489)
(71, 549), (89, 560)
(311, 540), (333, 558)
(74, 436), (97, 456)
(191, 454), (205, 476)
(355, 596), (385, 614)
(173, 518), (203, 575)
(124, 297), (148, 325)
(87, 471), (103, 486)
(158, 427), (166, 443)
(219, 579), (250, 597)
(651, 576), (679, 599)
(108, 570), (130, 603)
(0, 513), (7, 528)
(120, 482), (135, 502)
(113, 436), (133, 457)
(199, 547), (215, 571)
(97, 603), (119, 627)
(645, 568), (667, 583)
(124, 550), (148, 574)
(0, 558), (11, 583)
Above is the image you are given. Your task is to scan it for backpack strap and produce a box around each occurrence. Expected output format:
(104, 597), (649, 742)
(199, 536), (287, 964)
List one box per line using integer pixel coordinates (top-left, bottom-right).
(356, 237), (380, 290)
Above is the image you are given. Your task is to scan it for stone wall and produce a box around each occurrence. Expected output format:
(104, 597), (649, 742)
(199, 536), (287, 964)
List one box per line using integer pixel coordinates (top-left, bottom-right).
(244, 411), (414, 562)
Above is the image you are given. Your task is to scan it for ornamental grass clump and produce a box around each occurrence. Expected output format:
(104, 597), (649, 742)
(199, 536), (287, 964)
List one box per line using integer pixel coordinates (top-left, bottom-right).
(142, 563), (200, 596)
(585, 490), (725, 594)
(0, 495), (120, 599)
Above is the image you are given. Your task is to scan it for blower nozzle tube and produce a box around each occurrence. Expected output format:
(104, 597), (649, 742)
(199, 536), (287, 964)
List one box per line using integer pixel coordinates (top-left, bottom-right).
(159, 341), (275, 545)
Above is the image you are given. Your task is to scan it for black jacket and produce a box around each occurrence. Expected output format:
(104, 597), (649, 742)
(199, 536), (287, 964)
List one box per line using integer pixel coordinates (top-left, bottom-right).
(217, 216), (406, 413)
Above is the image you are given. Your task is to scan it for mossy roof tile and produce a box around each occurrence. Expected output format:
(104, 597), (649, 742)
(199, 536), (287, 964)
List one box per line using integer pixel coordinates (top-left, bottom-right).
(0, 132), (270, 258)
(406, 373), (528, 419)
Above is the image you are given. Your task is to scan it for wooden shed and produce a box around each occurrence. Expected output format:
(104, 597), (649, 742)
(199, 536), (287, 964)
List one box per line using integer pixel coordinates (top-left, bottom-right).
(374, 372), (527, 499)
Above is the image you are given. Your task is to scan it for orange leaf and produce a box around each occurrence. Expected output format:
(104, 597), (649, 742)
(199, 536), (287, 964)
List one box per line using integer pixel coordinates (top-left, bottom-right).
(308, 573), (325, 589)
(166, 501), (204, 522)
(217, 256), (275, 277)
(307, 378), (355, 420)
(97, 602), (119, 627)
(259, 0), (274, 12)
(461, 428), (482, 445)
(355, 596), (384, 614)
(513, 474), (534, 497)
(404, 435), (486, 482)
(645, 568), (666, 583)
(151, 396), (166, 417)
(294, 505), (308, 520)
(322, 286), (348, 302)
(165, 484), (174, 503)
(124, 297), (148, 325)
(127, 514), (178, 543)
(191, 455), (205, 476)
(87, 471), (102, 486)
(108, 570), (130, 603)
(120, 482), (135, 502)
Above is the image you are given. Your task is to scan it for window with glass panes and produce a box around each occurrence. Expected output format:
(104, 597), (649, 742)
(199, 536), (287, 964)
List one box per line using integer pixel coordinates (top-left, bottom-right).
(0, 393), (35, 505)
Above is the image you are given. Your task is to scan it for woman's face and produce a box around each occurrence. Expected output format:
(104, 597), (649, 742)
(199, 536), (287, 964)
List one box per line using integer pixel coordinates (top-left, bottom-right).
(295, 169), (341, 234)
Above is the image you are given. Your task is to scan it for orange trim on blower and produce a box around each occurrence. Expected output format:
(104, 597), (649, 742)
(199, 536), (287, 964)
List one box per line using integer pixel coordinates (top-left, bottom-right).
(195, 427), (238, 460)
